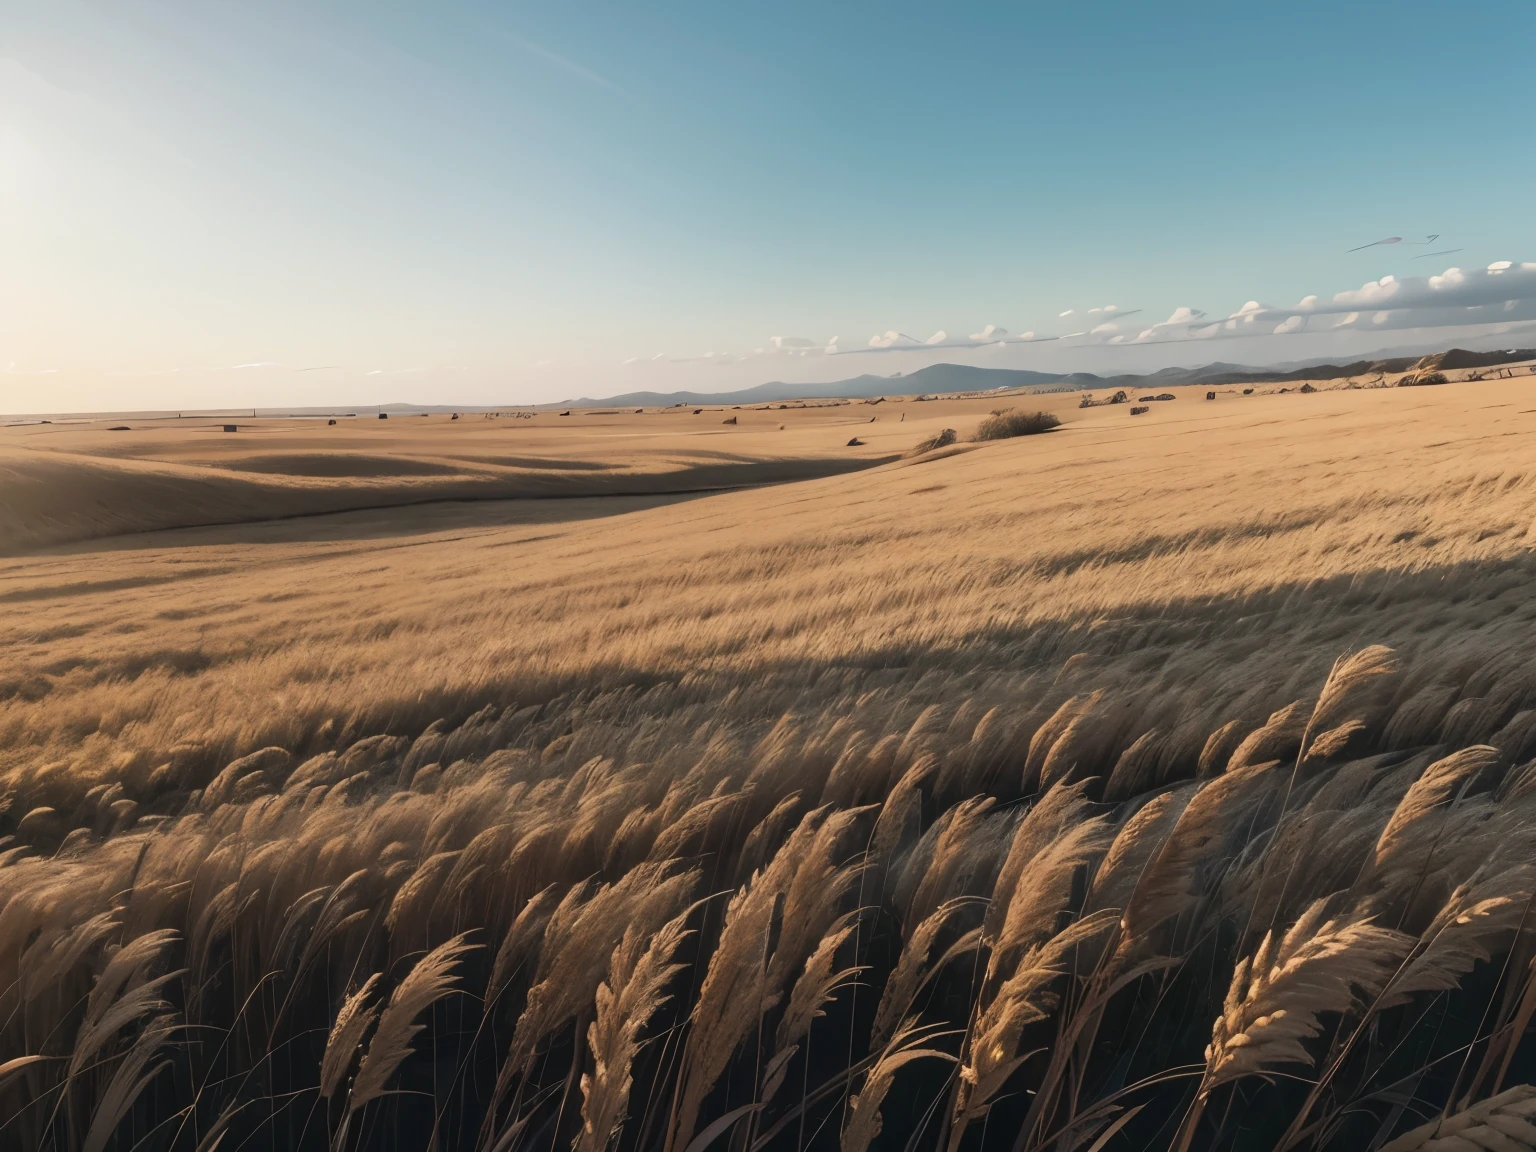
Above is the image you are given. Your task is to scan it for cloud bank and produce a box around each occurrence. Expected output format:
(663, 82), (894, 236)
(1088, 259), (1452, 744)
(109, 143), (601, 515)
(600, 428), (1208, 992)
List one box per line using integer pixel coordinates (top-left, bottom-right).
(619, 260), (1536, 367)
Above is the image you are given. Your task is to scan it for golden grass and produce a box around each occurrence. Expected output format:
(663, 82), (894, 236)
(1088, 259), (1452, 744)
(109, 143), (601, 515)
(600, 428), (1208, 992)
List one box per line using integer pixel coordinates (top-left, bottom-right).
(3, 377), (1536, 1150)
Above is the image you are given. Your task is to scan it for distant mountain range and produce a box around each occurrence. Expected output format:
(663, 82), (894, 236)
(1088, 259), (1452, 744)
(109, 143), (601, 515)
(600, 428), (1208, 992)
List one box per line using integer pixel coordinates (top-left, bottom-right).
(563, 364), (1067, 408)
(566, 348), (1536, 409)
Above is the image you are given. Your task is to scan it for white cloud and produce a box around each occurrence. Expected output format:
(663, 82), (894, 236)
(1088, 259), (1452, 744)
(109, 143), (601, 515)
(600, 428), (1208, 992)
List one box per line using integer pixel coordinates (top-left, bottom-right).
(1134, 306), (1210, 342)
(1196, 261), (1536, 339)
(623, 257), (1536, 366)
(1257, 262), (1536, 319)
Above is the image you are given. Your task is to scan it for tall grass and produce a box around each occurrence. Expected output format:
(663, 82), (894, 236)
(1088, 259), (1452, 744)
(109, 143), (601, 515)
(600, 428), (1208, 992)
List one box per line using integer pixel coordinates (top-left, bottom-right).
(6, 382), (1536, 1149)
(6, 637), (1536, 1150)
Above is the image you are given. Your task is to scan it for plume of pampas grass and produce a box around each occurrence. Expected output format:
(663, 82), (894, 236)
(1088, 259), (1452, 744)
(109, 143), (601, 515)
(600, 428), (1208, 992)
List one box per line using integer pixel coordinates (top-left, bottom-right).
(384, 850), (461, 947)
(870, 899), (976, 1051)
(1379, 866), (1536, 1009)
(1202, 901), (1406, 1089)
(1227, 703), (1308, 774)
(668, 811), (827, 1152)
(82, 1013), (178, 1152)
(487, 884), (560, 1007)
(984, 783), (1092, 947)
(1175, 900), (1410, 1152)
(509, 863), (695, 1076)
(1119, 761), (1283, 954)
(1276, 868), (1536, 1151)
(738, 792), (806, 885)
(1302, 720), (1368, 765)
(69, 929), (181, 1083)
(1084, 787), (1192, 922)
(842, 1020), (958, 1152)
(296, 869), (373, 976)
(951, 910), (1119, 1151)
(1022, 695), (1101, 792)
(1104, 728), (1168, 802)
(647, 792), (748, 862)
(867, 756), (938, 896)
(1304, 646), (1398, 754)
(1374, 746), (1501, 868)
(16, 910), (120, 1042)
(1378, 1083), (1536, 1151)
(320, 973), (382, 1099)
(900, 798), (1002, 932)
(765, 807), (869, 996)
(348, 932), (477, 1113)
(983, 814), (1113, 992)
(762, 912), (863, 1103)
(575, 909), (694, 1152)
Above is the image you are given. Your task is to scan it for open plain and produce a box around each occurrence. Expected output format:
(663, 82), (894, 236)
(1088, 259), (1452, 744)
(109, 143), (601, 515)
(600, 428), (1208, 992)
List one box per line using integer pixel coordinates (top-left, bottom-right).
(6, 373), (1536, 1152)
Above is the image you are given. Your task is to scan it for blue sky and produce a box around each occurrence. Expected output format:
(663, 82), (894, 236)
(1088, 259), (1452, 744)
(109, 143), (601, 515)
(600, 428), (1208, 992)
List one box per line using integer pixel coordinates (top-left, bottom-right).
(3, 0), (1535, 411)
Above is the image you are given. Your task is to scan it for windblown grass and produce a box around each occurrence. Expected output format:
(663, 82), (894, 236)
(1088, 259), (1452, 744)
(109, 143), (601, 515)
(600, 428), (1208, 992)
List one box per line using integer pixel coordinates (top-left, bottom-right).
(5, 379), (1536, 1150)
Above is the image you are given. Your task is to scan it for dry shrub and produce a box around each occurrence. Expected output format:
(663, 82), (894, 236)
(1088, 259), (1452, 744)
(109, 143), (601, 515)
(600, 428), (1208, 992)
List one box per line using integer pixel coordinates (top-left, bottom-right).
(910, 427), (958, 454)
(970, 409), (1061, 441)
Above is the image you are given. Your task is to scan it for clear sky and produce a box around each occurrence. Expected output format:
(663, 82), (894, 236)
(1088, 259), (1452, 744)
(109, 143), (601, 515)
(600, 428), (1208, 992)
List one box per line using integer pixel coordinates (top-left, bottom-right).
(4, 0), (1535, 412)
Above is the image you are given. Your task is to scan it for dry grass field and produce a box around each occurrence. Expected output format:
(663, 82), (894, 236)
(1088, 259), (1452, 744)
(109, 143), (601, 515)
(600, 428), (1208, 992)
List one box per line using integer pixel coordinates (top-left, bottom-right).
(6, 372), (1536, 1152)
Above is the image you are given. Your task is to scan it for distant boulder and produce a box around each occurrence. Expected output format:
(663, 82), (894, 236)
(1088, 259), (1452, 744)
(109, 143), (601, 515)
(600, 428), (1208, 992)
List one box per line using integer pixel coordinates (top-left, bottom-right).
(1130, 406), (1149, 415)
(722, 415), (737, 424)
(847, 437), (864, 446)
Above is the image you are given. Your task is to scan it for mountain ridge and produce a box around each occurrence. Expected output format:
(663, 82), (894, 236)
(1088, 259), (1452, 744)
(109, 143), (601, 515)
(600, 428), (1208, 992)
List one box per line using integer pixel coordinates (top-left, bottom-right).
(564, 347), (1536, 409)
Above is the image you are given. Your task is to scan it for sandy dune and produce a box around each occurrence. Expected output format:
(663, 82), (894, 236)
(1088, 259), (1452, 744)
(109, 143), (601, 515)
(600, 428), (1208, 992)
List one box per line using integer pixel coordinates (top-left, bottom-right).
(0, 403), (928, 551)
(5, 375), (1535, 806)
